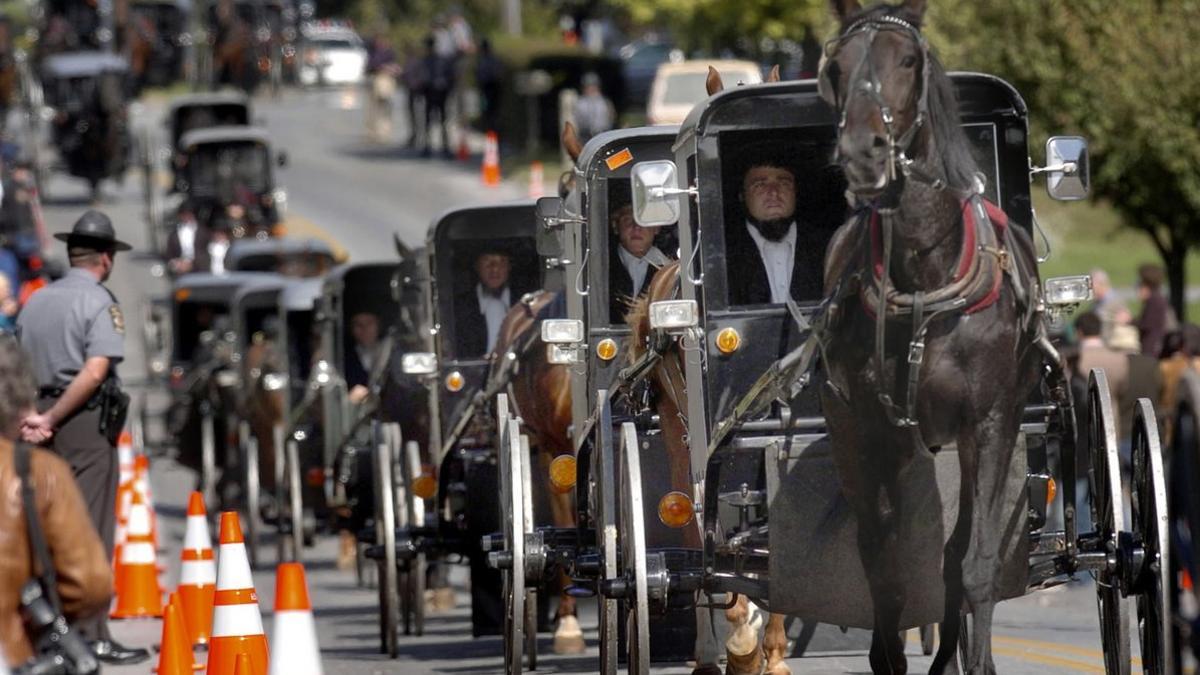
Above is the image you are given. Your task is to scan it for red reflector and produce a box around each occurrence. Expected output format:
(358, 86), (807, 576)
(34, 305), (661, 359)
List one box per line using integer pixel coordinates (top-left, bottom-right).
(306, 467), (325, 487)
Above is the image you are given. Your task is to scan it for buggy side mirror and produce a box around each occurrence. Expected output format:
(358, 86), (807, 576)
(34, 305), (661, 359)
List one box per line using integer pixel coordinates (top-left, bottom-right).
(1035, 136), (1090, 201)
(277, 151), (289, 168)
(534, 196), (565, 258)
(631, 161), (690, 227)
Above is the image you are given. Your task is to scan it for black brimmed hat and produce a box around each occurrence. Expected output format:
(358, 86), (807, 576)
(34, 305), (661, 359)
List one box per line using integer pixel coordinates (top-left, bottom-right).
(54, 210), (132, 251)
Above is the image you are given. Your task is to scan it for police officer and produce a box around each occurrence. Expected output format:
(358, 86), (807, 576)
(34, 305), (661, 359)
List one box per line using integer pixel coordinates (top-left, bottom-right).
(16, 210), (150, 665)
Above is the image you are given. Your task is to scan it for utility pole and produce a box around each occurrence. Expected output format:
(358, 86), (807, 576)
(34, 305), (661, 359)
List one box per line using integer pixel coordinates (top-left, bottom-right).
(503, 0), (521, 36)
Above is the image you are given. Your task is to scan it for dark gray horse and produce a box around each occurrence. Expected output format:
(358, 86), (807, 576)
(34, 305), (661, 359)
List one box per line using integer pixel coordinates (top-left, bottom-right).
(817, 1), (1043, 673)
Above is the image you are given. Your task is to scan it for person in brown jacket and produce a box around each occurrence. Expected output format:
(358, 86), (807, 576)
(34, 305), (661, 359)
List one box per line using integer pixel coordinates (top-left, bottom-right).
(0, 337), (111, 669)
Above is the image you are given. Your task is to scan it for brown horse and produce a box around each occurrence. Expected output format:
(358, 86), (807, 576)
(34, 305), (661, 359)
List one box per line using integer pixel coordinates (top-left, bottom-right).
(625, 262), (791, 675)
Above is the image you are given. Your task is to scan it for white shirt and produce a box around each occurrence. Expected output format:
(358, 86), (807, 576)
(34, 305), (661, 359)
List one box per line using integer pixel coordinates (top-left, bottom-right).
(356, 344), (376, 374)
(177, 220), (198, 260)
(745, 221), (797, 304)
(617, 245), (663, 297)
(209, 239), (230, 275)
(476, 283), (511, 353)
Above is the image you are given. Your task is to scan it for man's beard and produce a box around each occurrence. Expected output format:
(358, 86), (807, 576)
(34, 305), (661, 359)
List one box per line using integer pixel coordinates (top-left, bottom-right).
(748, 215), (793, 242)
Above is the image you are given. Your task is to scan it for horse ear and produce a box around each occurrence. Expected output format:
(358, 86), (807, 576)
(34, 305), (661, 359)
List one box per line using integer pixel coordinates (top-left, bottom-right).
(766, 65), (781, 83)
(902, 0), (928, 22)
(561, 121), (583, 162)
(393, 232), (412, 259)
(830, 0), (861, 21)
(705, 66), (724, 96)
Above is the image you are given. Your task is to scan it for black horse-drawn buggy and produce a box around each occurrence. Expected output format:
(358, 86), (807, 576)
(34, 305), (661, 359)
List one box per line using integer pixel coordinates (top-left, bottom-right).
(488, 7), (1169, 674)
(173, 125), (288, 237)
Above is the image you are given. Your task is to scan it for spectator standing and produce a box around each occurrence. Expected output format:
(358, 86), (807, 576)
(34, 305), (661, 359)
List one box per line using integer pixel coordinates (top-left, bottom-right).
(420, 34), (454, 158)
(1088, 268), (1131, 346)
(1075, 312), (1129, 437)
(572, 72), (614, 145)
(401, 46), (427, 149)
(475, 38), (503, 134)
(165, 201), (210, 276)
(0, 275), (15, 332)
(1136, 263), (1177, 358)
(365, 35), (398, 143)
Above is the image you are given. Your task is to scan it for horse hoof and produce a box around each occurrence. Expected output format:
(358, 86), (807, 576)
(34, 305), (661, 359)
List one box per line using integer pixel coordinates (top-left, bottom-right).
(724, 647), (764, 675)
(553, 615), (586, 654)
(765, 661), (792, 675)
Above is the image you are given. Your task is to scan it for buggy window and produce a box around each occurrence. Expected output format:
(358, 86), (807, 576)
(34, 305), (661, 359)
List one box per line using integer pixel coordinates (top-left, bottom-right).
(603, 178), (677, 325)
(174, 301), (229, 362)
(443, 237), (538, 359)
(188, 142), (270, 196)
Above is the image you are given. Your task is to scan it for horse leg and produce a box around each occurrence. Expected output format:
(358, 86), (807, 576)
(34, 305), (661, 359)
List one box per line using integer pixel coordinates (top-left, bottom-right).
(691, 602), (723, 675)
(724, 594), (763, 675)
(928, 460), (972, 675)
(857, 475), (908, 675)
(763, 613), (791, 675)
(959, 416), (1020, 675)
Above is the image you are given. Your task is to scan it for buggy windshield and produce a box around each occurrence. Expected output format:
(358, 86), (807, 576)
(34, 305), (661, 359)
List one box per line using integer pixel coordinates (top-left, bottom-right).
(187, 142), (270, 197)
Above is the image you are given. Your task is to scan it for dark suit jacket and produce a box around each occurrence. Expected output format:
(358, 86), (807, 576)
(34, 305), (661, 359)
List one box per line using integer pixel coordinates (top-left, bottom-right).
(608, 248), (657, 324)
(344, 344), (371, 389)
(726, 220), (831, 306)
(166, 224), (212, 273)
(453, 287), (513, 358)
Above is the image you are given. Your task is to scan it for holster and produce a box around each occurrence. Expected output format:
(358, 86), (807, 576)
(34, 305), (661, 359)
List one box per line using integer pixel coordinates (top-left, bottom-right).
(97, 377), (130, 446)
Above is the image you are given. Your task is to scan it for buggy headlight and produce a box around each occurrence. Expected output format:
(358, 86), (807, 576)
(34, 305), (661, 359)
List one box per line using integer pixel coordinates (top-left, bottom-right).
(215, 370), (240, 388)
(401, 352), (437, 375)
(1044, 275), (1092, 307)
(547, 344), (582, 365)
(541, 319), (583, 344)
(649, 300), (699, 330)
(262, 373), (288, 391)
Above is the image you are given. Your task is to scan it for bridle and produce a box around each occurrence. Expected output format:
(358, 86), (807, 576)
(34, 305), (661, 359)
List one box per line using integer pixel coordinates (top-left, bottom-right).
(819, 13), (944, 192)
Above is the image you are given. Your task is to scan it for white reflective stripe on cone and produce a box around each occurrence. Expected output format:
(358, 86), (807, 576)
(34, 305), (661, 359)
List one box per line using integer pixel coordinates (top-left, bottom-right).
(216, 543), (254, 590)
(127, 505), (152, 535)
(121, 542), (157, 565)
(269, 611), (322, 675)
(211, 603), (265, 637)
(184, 515), (212, 550)
(181, 560), (217, 585)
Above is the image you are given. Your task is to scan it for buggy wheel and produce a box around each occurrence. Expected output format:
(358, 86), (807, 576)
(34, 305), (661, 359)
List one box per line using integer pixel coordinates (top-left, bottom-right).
(619, 422), (650, 674)
(1131, 399), (1171, 674)
(1087, 369), (1131, 675)
(594, 394), (619, 675)
(375, 426), (400, 658)
(919, 624), (936, 656)
(200, 409), (219, 510)
(397, 435), (426, 637)
(500, 414), (527, 675)
(287, 437), (305, 562)
(1171, 370), (1200, 669)
(240, 421), (263, 570)
(518, 434), (537, 670)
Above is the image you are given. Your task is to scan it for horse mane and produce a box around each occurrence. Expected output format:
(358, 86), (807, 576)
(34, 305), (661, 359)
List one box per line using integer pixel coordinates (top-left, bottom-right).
(843, 2), (979, 193)
(624, 261), (681, 366)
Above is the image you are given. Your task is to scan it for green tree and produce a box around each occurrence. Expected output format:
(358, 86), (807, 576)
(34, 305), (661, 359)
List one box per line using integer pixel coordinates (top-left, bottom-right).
(609, 0), (830, 57)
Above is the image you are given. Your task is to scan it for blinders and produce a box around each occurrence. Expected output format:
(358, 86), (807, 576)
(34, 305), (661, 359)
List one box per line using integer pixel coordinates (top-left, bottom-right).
(818, 13), (934, 186)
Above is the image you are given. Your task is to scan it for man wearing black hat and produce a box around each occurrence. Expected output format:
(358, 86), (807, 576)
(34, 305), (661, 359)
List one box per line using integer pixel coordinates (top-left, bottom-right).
(165, 200), (211, 276)
(16, 210), (150, 665)
(454, 248), (513, 356)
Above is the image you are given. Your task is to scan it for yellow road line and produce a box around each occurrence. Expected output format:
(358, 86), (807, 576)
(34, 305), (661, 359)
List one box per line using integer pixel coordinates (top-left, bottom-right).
(992, 645), (1104, 672)
(994, 635), (1141, 666)
(278, 211), (349, 263)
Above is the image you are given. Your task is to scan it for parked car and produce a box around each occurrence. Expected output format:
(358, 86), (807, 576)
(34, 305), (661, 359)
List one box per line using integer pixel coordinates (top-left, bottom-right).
(299, 25), (366, 86)
(617, 36), (677, 111)
(646, 59), (763, 125)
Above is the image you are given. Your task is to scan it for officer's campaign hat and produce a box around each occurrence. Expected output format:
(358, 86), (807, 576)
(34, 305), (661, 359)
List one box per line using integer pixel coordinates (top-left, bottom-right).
(54, 210), (133, 251)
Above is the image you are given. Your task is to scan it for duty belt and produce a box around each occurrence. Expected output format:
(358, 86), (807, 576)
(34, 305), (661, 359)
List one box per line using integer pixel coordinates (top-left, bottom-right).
(37, 386), (103, 409)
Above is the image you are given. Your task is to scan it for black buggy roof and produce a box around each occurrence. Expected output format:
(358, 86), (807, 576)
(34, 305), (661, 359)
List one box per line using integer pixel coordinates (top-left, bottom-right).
(226, 238), (335, 272)
(172, 271), (267, 305)
(576, 125), (682, 180)
(427, 201), (538, 249)
(179, 125), (272, 150)
(281, 277), (322, 312)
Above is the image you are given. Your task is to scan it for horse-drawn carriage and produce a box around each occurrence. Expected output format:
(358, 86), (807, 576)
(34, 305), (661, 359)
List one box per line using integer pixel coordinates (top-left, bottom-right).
(172, 125), (288, 237)
(38, 51), (131, 200)
(204, 0), (287, 93)
(128, 0), (187, 87)
(486, 9), (1168, 674)
(226, 237), (334, 275)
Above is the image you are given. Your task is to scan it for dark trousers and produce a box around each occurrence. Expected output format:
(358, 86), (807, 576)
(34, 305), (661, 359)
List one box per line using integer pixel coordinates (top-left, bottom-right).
(38, 396), (118, 642)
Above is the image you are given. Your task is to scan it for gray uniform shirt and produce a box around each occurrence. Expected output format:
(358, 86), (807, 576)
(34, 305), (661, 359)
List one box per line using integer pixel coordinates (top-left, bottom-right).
(17, 268), (125, 388)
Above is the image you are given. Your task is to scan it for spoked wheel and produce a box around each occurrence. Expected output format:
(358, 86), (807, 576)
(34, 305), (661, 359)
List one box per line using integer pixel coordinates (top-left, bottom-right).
(1087, 369), (1131, 675)
(1171, 371), (1200, 670)
(594, 393), (619, 675)
(400, 438), (426, 637)
(286, 436), (305, 562)
(501, 413), (527, 675)
(200, 408), (219, 512)
(240, 421), (263, 570)
(518, 434), (537, 670)
(1130, 399), (1171, 673)
(374, 424), (400, 658)
(618, 422), (650, 674)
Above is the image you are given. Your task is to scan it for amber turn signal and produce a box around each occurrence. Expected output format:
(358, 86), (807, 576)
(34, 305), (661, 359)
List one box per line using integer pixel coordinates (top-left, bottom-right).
(412, 474), (437, 500)
(445, 371), (465, 392)
(549, 455), (577, 494)
(1046, 476), (1056, 507)
(596, 338), (618, 361)
(657, 491), (695, 528)
(715, 327), (741, 355)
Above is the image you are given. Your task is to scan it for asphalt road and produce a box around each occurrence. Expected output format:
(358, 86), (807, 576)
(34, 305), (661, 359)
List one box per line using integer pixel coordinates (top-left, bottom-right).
(29, 84), (1135, 674)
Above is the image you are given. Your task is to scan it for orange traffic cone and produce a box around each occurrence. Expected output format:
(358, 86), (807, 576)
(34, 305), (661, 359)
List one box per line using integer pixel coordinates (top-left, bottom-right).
(268, 563), (321, 675)
(482, 131), (501, 186)
(156, 594), (197, 675)
(207, 512), (268, 675)
(134, 454), (160, 548)
(118, 430), (135, 486)
(179, 492), (217, 647)
(528, 161), (545, 199)
(111, 491), (164, 618)
(456, 133), (470, 162)
(234, 654), (254, 675)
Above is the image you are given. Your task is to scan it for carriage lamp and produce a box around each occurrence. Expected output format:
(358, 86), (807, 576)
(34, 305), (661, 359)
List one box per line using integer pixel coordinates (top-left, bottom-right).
(541, 319), (584, 344)
(547, 343), (582, 365)
(549, 455), (577, 493)
(658, 491), (696, 528)
(649, 300), (699, 331)
(445, 371), (466, 392)
(595, 338), (619, 361)
(412, 473), (438, 500)
(715, 327), (742, 355)
(1044, 275), (1093, 308)
(401, 352), (437, 375)
(174, 288), (191, 302)
(262, 373), (288, 391)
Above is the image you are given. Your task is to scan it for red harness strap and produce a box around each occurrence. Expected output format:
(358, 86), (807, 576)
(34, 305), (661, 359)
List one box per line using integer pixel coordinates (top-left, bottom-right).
(867, 197), (1009, 315)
